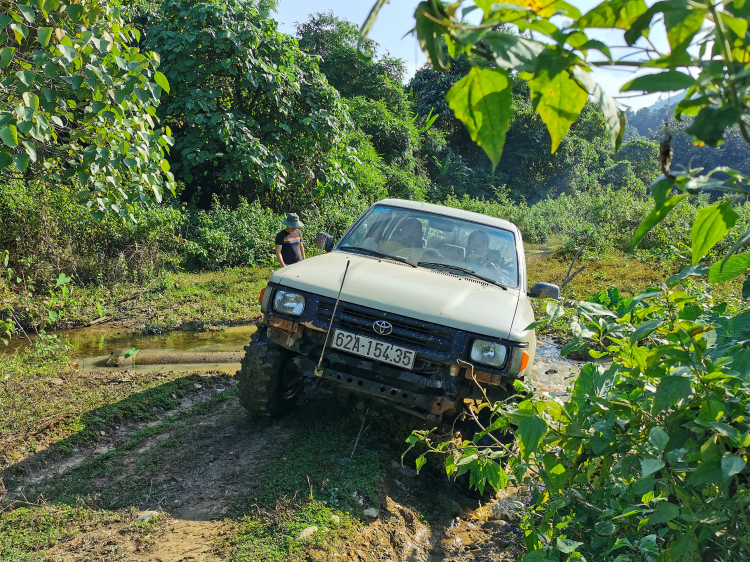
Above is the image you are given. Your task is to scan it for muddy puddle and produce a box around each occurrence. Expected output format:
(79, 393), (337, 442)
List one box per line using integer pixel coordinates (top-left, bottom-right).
(526, 337), (587, 398)
(3, 324), (258, 374)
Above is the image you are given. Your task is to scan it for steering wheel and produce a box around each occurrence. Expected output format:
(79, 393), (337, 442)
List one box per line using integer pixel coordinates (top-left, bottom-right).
(467, 256), (514, 286)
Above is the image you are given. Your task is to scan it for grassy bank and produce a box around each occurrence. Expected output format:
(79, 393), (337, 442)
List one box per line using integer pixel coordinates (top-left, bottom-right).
(4, 266), (274, 336)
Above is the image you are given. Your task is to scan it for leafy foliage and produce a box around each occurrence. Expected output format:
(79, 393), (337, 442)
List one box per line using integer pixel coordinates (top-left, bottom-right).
(294, 12), (444, 203)
(409, 282), (750, 560)
(145, 0), (354, 208)
(186, 191), (371, 270)
(0, 0), (175, 218)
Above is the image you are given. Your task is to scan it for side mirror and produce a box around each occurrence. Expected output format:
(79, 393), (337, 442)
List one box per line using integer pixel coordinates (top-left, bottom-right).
(529, 282), (560, 300)
(314, 232), (334, 252)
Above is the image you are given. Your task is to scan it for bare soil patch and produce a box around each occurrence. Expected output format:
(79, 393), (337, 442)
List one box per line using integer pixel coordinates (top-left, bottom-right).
(3, 383), (524, 561)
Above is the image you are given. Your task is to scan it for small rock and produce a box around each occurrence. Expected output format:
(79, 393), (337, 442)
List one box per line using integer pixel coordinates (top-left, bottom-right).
(482, 520), (508, 532)
(137, 510), (158, 522)
(297, 526), (318, 541)
(194, 383), (203, 389)
(394, 479), (408, 491)
(330, 514), (340, 525)
(545, 368), (559, 375)
(99, 431), (105, 436)
(398, 466), (417, 479)
(50, 377), (64, 386)
(390, 459), (401, 469)
(363, 508), (379, 518)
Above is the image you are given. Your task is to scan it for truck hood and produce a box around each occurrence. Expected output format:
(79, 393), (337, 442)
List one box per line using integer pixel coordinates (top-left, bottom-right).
(272, 251), (521, 340)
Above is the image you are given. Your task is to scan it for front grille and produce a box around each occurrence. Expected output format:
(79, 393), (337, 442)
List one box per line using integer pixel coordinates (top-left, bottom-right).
(317, 301), (454, 352)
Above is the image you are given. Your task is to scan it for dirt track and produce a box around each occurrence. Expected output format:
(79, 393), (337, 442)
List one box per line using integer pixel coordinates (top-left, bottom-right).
(2, 377), (526, 561)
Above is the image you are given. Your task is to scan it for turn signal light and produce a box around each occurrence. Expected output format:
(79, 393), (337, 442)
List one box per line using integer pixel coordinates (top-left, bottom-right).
(520, 350), (530, 371)
(259, 287), (266, 305)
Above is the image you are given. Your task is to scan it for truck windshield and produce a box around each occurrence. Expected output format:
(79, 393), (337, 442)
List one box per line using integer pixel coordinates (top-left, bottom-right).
(338, 205), (519, 288)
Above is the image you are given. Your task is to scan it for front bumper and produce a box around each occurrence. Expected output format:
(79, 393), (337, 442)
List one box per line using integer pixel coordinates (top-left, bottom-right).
(263, 282), (529, 419)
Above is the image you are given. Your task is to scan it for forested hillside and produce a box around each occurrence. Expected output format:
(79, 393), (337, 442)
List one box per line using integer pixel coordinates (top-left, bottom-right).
(627, 98), (750, 176)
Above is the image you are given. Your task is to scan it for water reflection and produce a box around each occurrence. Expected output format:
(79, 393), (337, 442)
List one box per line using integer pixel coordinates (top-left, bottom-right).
(527, 337), (587, 398)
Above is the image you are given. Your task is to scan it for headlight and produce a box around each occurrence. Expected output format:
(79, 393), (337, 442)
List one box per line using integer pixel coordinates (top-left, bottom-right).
(470, 339), (508, 368)
(273, 290), (306, 316)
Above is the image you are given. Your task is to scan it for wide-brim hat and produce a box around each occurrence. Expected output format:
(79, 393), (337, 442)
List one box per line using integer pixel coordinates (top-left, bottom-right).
(282, 213), (304, 228)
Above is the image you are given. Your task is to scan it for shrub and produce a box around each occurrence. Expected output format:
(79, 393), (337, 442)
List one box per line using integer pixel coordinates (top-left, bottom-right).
(185, 191), (372, 270)
(407, 277), (750, 561)
(0, 180), (185, 287)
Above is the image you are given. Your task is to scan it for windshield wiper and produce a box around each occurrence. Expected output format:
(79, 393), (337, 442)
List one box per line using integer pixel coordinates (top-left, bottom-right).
(417, 262), (508, 290)
(342, 246), (417, 267)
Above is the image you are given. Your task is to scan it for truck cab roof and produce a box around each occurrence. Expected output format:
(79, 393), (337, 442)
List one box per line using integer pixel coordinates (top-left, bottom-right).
(373, 199), (521, 237)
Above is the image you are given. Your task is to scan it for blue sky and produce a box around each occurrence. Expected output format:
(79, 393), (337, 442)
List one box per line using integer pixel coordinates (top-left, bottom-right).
(273, 0), (675, 111)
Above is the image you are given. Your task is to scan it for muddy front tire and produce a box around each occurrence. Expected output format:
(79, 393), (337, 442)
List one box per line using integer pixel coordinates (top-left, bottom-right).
(237, 325), (303, 416)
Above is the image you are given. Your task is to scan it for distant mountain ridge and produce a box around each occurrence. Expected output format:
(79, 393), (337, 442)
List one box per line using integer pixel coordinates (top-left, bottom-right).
(648, 90), (687, 111)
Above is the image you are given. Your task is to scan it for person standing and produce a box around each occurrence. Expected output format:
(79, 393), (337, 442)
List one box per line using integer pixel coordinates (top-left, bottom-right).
(274, 213), (306, 267)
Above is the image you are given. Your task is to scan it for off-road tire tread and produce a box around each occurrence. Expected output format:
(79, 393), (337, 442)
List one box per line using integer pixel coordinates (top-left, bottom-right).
(237, 325), (289, 416)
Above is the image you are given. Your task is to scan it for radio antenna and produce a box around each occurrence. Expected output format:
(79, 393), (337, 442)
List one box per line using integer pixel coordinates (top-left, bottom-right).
(314, 259), (351, 377)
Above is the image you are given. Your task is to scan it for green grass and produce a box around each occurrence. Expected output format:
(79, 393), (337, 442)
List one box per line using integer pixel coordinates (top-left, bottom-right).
(0, 503), (168, 562)
(222, 500), (359, 562)
(4, 266), (274, 334)
(0, 335), (235, 465)
(13, 385), (236, 507)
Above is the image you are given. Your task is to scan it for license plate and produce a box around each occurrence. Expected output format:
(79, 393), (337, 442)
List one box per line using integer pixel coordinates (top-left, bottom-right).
(331, 329), (416, 369)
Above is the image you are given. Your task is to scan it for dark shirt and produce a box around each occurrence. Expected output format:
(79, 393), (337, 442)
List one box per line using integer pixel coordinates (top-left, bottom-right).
(275, 229), (303, 265)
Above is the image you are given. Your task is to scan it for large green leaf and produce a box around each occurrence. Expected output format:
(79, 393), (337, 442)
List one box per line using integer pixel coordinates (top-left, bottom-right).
(0, 150), (12, 169)
(622, 70), (695, 93)
(709, 252), (750, 283)
(12, 153), (30, 172)
(653, 375), (692, 413)
(530, 57), (587, 153)
(624, 1), (672, 45)
(37, 27), (53, 48)
(641, 458), (665, 477)
(15, 70), (35, 86)
(649, 502), (679, 524)
(632, 178), (688, 250)
(648, 427), (670, 452)
(692, 201), (740, 265)
(721, 454), (746, 482)
(687, 106), (741, 147)
(483, 32), (544, 72)
(630, 318), (663, 343)
(415, 2), (448, 71)
(556, 537), (582, 554)
(517, 414), (546, 458)
(665, 8), (706, 50)
(576, 0), (648, 28)
(0, 124), (18, 148)
(154, 71), (170, 94)
(447, 67), (513, 170)
(0, 47), (15, 68)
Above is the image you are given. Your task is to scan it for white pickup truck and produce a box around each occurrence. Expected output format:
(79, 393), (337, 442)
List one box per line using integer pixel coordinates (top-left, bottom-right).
(238, 199), (559, 421)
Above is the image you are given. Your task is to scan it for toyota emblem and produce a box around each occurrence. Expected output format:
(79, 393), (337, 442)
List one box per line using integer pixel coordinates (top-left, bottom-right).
(373, 320), (393, 336)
